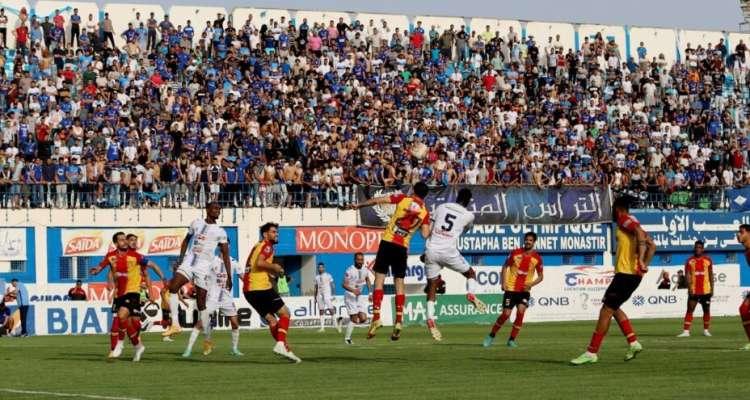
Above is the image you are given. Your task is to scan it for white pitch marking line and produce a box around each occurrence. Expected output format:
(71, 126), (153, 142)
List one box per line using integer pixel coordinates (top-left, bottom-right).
(0, 388), (145, 400)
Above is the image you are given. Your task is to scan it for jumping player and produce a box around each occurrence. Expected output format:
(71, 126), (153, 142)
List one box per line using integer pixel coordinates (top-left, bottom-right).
(736, 224), (750, 350)
(342, 252), (372, 344)
(423, 188), (486, 341)
(243, 222), (301, 363)
(677, 240), (714, 337)
(349, 182), (431, 341)
(570, 197), (656, 365)
(183, 256), (243, 357)
(162, 202), (232, 350)
(89, 232), (148, 361)
(483, 232), (543, 348)
(314, 263), (338, 332)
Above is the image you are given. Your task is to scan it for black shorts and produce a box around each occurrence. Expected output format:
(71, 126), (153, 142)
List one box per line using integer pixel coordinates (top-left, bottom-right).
(602, 273), (643, 310)
(113, 293), (141, 317)
(689, 294), (713, 308)
(373, 240), (408, 279)
(244, 289), (285, 317)
(502, 291), (530, 309)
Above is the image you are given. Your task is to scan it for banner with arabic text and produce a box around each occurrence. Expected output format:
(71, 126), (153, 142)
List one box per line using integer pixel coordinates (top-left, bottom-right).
(634, 212), (748, 251)
(357, 185), (612, 226)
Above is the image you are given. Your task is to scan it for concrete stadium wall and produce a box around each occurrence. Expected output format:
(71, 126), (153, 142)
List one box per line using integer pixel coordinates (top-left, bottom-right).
(104, 3), (165, 48)
(630, 27), (677, 63)
(526, 21), (575, 50)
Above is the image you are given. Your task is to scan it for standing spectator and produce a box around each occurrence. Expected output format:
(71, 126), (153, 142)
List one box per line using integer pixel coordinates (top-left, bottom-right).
(102, 13), (115, 48)
(0, 8), (8, 47)
(70, 8), (81, 47)
(9, 279), (29, 336)
(68, 280), (87, 301)
(0, 301), (11, 336)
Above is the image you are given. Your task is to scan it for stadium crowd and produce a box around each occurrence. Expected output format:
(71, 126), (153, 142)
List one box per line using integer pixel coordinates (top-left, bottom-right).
(0, 7), (748, 210)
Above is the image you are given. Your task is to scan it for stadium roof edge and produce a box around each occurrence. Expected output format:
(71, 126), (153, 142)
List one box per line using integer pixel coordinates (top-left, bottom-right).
(68, 0), (742, 33)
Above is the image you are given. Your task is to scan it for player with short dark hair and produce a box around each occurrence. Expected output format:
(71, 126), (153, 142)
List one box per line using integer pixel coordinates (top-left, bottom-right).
(243, 222), (301, 363)
(423, 188), (486, 342)
(162, 202), (232, 358)
(89, 231), (149, 361)
(571, 197), (656, 365)
(677, 240), (714, 337)
(483, 231), (543, 348)
(736, 224), (750, 350)
(342, 252), (372, 344)
(349, 182), (431, 340)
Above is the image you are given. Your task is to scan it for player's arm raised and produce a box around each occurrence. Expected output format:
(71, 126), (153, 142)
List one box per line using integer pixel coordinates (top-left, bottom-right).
(347, 194), (396, 210)
(89, 254), (111, 276)
(146, 260), (168, 286)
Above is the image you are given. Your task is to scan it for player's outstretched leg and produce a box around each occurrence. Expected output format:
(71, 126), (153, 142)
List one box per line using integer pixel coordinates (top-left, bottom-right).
(183, 325), (201, 358)
(614, 310), (641, 361)
(367, 288), (384, 339)
(128, 318), (145, 362)
(464, 269), (487, 313)
(108, 316), (125, 358)
(571, 305), (616, 365)
(163, 274), (189, 337)
(484, 309), (511, 348)
(391, 293), (405, 341)
(272, 308), (301, 363)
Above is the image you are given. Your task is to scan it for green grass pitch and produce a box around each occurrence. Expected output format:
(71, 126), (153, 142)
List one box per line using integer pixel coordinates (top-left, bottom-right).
(1, 317), (748, 400)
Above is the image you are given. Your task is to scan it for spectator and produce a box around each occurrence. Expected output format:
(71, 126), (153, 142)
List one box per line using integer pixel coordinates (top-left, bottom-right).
(68, 280), (87, 301)
(657, 270), (671, 290)
(8, 279), (29, 336)
(0, 301), (12, 336)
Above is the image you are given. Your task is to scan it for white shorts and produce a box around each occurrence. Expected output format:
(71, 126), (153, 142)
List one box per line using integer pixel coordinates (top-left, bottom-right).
(424, 248), (471, 280)
(316, 294), (334, 310)
(176, 261), (211, 290)
(207, 291), (237, 317)
(345, 293), (368, 316)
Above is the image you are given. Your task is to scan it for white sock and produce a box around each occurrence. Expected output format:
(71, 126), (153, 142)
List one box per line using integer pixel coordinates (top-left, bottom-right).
(169, 292), (180, 327)
(427, 300), (436, 321)
(319, 314), (325, 328)
(186, 327), (200, 352)
(345, 320), (355, 340)
(467, 278), (478, 295)
(231, 329), (240, 349)
(200, 309), (212, 339)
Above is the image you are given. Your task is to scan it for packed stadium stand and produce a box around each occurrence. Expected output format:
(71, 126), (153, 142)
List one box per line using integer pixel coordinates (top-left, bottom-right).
(0, 0), (748, 211)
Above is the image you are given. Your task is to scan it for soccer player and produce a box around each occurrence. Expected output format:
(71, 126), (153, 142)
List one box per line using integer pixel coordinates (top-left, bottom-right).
(424, 188), (486, 341)
(677, 240), (714, 337)
(162, 202), (232, 355)
(483, 232), (543, 348)
(314, 263), (339, 332)
(342, 252), (372, 344)
(570, 197), (656, 365)
(89, 232), (149, 361)
(349, 182), (431, 340)
(736, 224), (750, 350)
(243, 222), (301, 363)
(184, 256), (243, 357)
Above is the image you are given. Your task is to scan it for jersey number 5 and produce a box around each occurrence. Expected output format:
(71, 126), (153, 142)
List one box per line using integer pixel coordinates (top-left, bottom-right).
(441, 213), (456, 231)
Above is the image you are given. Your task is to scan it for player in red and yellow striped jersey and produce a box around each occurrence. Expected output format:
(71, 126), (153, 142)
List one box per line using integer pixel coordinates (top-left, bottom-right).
(242, 222), (300, 363)
(571, 197), (656, 365)
(483, 232), (543, 348)
(678, 241), (714, 337)
(349, 182), (431, 340)
(89, 232), (149, 361)
(735, 224), (750, 350)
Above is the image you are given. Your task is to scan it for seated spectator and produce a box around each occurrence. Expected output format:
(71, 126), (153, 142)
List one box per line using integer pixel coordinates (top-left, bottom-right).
(68, 280), (87, 301)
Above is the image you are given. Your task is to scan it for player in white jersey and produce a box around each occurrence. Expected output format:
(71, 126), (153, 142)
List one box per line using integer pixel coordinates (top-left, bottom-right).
(183, 256), (243, 357)
(163, 202), (233, 343)
(314, 263), (339, 332)
(342, 252), (372, 344)
(423, 188), (486, 341)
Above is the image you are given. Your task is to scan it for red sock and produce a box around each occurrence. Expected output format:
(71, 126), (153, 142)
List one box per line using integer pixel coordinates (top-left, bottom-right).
(110, 317), (120, 350)
(126, 319), (141, 346)
(277, 316), (290, 343)
(617, 318), (638, 344)
(587, 331), (606, 354)
(372, 289), (384, 321)
(395, 294), (405, 324)
(740, 303), (750, 340)
(683, 312), (694, 331)
(703, 313), (710, 330)
(490, 313), (509, 337)
(509, 312), (525, 340)
(269, 322), (279, 341)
